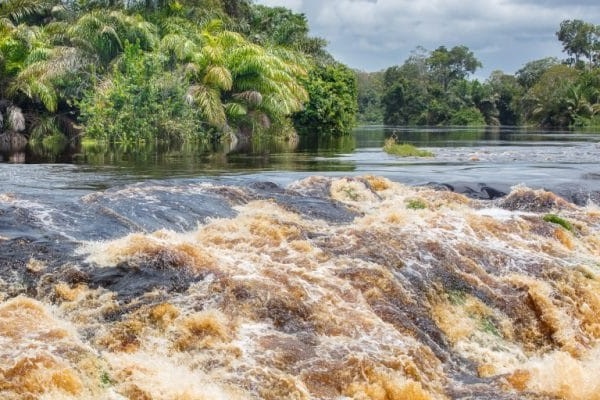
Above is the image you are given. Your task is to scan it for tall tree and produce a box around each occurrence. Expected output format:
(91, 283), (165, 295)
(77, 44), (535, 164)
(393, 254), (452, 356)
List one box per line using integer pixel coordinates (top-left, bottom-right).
(523, 64), (579, 127)
(515, 57), (559, 89)
(356, 70), (383, 124)
(427, 45), (481, 91)
(556, 19), (600, 69)
(485, 71), (523, 125)
(293, 62), (357, 136)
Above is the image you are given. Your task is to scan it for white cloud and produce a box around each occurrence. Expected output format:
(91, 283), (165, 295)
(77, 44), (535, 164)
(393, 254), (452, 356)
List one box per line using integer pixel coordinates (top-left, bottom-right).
(254, 0), (600, 76)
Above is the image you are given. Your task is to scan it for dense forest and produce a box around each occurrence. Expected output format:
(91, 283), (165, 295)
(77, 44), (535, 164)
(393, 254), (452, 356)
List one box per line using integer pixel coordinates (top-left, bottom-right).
(358, 19), (600, 128)
(1, 1), (599, 152)
(0, 0), (358, 148)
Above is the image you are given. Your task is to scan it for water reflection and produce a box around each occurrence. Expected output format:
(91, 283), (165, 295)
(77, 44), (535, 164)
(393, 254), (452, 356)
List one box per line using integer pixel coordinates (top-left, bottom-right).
(0, 132), (27, 163)
(71, 135), (358, 177)
(355, 126), (595, 148)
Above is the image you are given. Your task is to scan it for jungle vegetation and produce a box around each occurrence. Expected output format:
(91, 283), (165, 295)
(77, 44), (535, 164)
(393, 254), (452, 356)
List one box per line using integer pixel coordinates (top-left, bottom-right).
(0, 0), (358, 145)
(357, 19), (600, 128)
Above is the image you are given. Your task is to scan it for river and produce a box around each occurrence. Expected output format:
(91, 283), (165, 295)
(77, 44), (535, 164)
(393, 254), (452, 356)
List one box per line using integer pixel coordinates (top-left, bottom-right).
(1, 126), (600, 399)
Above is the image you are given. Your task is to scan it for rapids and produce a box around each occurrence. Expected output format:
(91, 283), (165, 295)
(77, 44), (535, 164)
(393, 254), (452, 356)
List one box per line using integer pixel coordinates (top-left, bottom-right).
(2, 172), (600, 399)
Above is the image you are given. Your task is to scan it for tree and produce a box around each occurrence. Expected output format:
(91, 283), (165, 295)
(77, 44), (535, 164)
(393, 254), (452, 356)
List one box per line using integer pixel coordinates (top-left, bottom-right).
(356, 70), (383, 124)
(1, 0), (355, 144)
(556, 19), (600, 69)
(515, 57), (559, 89)
(381, 51), (430, 125)
(245, 5), (330, 62)
(78, 42), (207, 142)
(427, 45), (481, 91)
(293, 62), (357, 136)
(523, 64), (579, 127)
(485, 71), (523, 125)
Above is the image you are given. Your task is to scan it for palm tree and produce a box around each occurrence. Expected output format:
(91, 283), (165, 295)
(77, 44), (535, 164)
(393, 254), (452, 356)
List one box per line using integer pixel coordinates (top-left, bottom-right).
(179, 20), (307, 134)
(0, 0), (58, 25)
(68, 10), (157, 66)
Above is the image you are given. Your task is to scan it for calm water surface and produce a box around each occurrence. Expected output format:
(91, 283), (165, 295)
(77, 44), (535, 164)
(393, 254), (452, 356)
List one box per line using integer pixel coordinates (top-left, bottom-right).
(2, 126), (600, 190)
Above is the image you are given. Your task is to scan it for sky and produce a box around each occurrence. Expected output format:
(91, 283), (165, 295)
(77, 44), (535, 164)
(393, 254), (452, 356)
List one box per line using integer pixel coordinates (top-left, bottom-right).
(254, 0), (600, 79)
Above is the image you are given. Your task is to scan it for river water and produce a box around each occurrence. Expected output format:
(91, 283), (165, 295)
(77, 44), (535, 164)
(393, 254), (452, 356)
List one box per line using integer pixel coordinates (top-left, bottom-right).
(1, 127), (600, 399)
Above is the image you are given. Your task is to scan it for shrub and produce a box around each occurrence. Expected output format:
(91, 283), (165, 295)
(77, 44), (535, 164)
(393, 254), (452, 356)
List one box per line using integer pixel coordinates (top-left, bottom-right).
(79, 43), (210, 143)
(383, 138), (434, 157)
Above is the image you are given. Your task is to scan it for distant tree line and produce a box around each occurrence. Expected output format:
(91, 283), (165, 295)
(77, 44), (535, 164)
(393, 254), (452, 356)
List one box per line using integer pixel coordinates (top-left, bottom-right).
(357, 19), (600, 128)
(0, 0), (358, 147)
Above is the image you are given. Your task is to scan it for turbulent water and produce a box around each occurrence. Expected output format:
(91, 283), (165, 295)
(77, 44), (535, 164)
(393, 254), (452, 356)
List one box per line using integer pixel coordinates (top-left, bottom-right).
(2, 171), (600, 399)
(2, 128), (600, 399)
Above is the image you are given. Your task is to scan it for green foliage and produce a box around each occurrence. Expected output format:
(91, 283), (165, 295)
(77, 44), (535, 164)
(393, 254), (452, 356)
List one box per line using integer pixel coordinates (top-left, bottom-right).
(405, 198), (427, 210)
(556, 19), (600, 69)
(543, 214), (574, 232)
(244, 5), (330, 62)
(523, 64), (580, 127)
(484, 71), (523, 125)
(515, 57), (559, 89)
(356, 70), (383, 124)
(381, 45), (482, 126)
(383, 138), (433, 157)
(0, 0), (356, 145)
(293, 62), (358, 137)
(449, 107), (485, 126)
(79, 42), (208, 142)
(377, 20), (599, 129)
(427, 45), (481, 91)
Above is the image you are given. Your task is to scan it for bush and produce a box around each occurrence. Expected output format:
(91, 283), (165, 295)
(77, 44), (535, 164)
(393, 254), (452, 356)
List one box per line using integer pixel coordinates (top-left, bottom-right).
(293, 63), (358, 137)
(449, 107), (486, 126)
(383, 138), (434, 157)
(79, 43), (210, 143)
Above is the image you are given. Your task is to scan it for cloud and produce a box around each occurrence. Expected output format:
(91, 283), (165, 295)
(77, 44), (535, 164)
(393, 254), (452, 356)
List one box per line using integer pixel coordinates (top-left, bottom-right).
(254, 0), (600, 77)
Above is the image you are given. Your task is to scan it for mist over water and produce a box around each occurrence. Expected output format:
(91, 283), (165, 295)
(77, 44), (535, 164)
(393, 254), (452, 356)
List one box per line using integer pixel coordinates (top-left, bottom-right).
(1, 127), (600, 399)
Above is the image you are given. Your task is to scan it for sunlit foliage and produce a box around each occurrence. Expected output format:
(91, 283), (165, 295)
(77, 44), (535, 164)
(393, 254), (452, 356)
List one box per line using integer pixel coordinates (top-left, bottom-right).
(0, 0), (356, 144)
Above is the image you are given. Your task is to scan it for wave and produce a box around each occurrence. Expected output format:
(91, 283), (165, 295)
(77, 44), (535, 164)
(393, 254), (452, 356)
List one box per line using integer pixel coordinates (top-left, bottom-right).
(1, 176), (600, 399)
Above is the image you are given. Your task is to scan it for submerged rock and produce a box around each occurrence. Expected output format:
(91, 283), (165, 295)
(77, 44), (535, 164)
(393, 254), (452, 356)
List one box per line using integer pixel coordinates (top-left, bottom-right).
(3, 176), (600, 399)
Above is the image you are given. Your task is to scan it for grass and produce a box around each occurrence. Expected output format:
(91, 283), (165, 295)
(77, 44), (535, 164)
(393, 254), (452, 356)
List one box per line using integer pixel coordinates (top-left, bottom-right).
(543, 214), (573, 232)
(383, 138), (434, 157)
(405, 198), (427, 210)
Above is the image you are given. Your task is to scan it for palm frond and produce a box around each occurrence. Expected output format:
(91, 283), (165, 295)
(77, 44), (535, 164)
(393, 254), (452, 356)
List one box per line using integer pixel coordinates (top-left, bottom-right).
(0, 17), (15, 32)
(225, 102), (247, 118)
(202, 65), (232, 90)
(42, 21), (69, 44)
(187, 84), (225, 128)
(69, 11), (157, 64)
(201, 44), (223, 64)
(29, 114), (60, 139)
(24, 46), (51, 63)
(159, 33), (197, 62)
(10, 46), (83, 111)
(0, 0), (56, 23)
(158, 16), (199, 38)
(10, 77), (57, 111)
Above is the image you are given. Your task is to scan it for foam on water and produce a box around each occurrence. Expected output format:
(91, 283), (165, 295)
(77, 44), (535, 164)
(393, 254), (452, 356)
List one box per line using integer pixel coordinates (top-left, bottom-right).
(2, 175), (600, 399)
